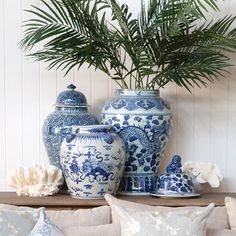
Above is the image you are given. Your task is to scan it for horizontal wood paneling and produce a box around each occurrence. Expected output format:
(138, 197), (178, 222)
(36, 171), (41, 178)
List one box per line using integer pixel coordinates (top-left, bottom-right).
(0, 0), (236, 192)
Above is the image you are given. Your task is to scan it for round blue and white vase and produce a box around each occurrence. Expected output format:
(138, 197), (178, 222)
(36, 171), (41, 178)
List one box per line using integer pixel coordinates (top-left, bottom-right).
(42, 84), (99, 169)
(60, 125), (126, 199)
(101, 89), (172, 195)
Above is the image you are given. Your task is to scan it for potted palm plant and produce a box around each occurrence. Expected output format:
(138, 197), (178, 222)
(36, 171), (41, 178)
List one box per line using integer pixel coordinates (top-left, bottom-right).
(21, 0), (236, 195)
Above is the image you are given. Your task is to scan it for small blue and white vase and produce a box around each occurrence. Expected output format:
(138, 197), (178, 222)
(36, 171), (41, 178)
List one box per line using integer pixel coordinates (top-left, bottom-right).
(60, 125), (126, 199)
(156, 155), (194, 194)
(101, 89), (172, 195)
(42, 84), (99, 169)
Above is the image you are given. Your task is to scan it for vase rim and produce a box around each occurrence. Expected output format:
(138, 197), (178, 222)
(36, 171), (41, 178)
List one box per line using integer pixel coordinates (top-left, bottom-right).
(116, 89), (160, 96)
(116, 89), (159, 91)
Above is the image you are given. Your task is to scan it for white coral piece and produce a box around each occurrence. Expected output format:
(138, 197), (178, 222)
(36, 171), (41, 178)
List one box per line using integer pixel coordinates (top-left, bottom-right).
(182, 161), (223, 188)
(7, 165), (64, 197)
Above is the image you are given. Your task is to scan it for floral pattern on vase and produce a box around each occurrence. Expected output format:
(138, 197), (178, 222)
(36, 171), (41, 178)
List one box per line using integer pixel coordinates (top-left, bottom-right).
(60, 125), (126, 199)
(42, 84), (99, 169)
(101, 90), (172, 195)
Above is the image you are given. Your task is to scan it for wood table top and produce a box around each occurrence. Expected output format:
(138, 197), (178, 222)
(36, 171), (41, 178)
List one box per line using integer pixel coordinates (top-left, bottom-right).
(0, 192), (235, 209)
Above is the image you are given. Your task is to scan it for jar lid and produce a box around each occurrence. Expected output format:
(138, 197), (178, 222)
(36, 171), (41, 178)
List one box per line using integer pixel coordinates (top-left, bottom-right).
(56, 84), (88, 107)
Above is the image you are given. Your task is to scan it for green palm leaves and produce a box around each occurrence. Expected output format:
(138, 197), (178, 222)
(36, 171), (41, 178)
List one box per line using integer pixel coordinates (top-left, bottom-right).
(20, 0), (236, 91)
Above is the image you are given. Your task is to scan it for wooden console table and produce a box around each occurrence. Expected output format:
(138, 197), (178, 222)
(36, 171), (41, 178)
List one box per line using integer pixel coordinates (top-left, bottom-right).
(0, 192), (235, 209)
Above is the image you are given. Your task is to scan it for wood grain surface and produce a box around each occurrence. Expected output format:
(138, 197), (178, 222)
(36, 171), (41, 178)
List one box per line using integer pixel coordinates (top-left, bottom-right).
(0, 192), (235, 209)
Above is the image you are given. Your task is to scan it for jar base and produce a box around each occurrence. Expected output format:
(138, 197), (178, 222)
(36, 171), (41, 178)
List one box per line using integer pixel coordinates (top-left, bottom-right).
(119, 173), (158, 195)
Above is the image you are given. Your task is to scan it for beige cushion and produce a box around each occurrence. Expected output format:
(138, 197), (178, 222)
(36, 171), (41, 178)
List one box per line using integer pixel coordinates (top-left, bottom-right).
(207, 228), (236, 236)
(207, 207), (229, 230)
(225, 197), (236, 230)
(62, 224), (120, 236)
(46, 206), (111, 227)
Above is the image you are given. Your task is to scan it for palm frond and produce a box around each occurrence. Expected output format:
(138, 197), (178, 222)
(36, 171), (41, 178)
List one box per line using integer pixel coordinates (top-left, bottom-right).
(20, 0), (236, 91)
(152, 50), (230, 91)
(138, 0), (236, 90)
(21, 0), (130, 86)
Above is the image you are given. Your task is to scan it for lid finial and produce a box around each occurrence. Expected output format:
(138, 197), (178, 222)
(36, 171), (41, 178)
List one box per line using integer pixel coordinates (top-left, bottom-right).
(166, 155), (182, 174)
(67, 84), (76, 91)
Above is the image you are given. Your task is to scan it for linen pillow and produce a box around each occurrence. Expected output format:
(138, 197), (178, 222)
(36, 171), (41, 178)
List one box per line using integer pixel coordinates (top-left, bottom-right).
(0, 207), (43, 236)
(225, 196), (236, 230)
(30, 209), (64, 236)
(62, 224), (120, 236)
(114, 203), (214, 236)
(105, 194), (213, 224)
(46, 206), (111, 227)
(105, 194), (171, 224)
(105, 194), (214, 236)
(206, 206), (229, 230)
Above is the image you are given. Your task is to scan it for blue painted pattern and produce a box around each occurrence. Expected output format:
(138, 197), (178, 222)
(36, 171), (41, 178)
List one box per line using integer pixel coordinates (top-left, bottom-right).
(60, 125), (126, 199)
(101, 90), (172, 195)
(56, 84), (87, 107)
(42, 85), (98, 169)
(30, 209), (63, 236)
(156, 155), (194, 194)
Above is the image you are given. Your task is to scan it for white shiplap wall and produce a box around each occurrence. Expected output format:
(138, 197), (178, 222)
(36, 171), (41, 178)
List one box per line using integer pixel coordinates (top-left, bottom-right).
(0, 0), (236, 192)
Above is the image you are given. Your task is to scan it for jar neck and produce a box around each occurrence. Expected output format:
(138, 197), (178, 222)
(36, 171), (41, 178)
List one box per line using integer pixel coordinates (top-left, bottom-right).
(75, 125), (112, 134)
(116, 89), (159, 97)
(56, 107), (88, 112)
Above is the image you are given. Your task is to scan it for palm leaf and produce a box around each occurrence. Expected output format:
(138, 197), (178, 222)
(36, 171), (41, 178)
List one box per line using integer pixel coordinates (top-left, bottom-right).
(21, 0), (130, 86)
(20, 0), (236, 91)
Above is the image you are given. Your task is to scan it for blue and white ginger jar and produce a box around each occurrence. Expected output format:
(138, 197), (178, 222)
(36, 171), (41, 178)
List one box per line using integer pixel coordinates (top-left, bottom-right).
(42, 84), (99, 168)
(60, 125), (126, 199)
(101, 90), (172, 195)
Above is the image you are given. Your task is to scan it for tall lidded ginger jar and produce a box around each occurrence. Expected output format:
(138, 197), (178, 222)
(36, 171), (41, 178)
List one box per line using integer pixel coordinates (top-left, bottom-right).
(42, 84), (99, 168)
